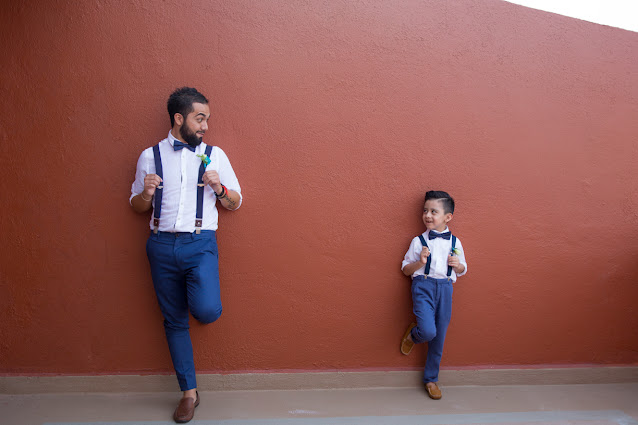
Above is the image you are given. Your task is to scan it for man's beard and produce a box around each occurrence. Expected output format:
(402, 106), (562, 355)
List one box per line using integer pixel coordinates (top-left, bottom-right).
(180, 124), (203, 148)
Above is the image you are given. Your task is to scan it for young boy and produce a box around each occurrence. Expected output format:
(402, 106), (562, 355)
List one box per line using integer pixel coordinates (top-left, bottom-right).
(400, 190), (467, 400)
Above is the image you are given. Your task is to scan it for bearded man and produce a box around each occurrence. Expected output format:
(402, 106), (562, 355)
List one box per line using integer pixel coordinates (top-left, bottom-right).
(130, 87), (242, 423)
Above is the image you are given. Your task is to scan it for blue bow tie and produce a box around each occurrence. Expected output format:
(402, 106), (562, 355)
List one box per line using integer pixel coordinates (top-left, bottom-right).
(173, 140), (196, 152)
(428, 231), (451, 240)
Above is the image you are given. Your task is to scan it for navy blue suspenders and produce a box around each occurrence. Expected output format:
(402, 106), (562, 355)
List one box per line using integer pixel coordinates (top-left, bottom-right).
(418, 234), (457, 279)
(195, 145), (213, 234)
(418, 235), (433, 275)
(151, 144), (213, 234)
(152, 145), (164, 234)
(448, 235), (457, 277)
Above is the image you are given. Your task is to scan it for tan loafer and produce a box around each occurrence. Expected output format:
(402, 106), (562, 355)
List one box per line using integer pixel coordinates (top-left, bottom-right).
(425, 382), (442, 400)
(400, 322), (417, 355)
(173, 391), (200, 423)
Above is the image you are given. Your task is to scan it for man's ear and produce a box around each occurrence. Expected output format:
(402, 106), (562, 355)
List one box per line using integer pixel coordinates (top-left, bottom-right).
(174, 113), (184, 127)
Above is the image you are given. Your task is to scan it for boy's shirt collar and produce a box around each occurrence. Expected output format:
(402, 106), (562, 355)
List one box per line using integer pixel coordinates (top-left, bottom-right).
(427, 227), (450, 235)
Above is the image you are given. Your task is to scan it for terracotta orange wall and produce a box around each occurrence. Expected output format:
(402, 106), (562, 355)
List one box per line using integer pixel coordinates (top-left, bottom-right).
(1, 0), (637, 376)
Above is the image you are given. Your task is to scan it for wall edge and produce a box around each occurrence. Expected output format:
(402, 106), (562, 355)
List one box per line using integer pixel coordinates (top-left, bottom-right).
(2, 366), (638, 394)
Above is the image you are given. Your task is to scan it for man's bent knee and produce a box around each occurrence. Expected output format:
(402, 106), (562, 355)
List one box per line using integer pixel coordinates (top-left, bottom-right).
(194, 306), (222, 324)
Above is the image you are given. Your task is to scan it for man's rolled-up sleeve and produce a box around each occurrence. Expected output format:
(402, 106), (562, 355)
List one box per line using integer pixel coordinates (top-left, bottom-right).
(129, 150), (151, 205)
(214, 147), (242, 208)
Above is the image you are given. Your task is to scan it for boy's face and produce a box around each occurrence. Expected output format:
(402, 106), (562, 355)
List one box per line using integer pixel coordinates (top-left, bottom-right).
(422, 199), (452, 232)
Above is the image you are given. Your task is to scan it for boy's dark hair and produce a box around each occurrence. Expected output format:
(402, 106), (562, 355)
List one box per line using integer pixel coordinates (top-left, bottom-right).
(167, 87), (209, 127)
(424, 190), (455, 214)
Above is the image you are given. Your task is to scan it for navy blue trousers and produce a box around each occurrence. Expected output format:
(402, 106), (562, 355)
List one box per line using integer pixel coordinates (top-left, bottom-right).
(146, 230), (222, 391)
(410, 275), (453, 384)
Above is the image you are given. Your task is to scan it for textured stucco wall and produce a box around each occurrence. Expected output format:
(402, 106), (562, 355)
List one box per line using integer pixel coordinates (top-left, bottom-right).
(1, 0), (637, 376)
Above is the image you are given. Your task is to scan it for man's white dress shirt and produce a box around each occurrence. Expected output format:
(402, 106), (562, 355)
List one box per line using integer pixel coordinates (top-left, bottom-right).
(130, 131), (242, 232)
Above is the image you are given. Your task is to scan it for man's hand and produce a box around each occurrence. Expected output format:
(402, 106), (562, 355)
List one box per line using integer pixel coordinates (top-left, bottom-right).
(143, 174), (163, 198)
(202, 170), (222, 194)
(420, 247), (430, 264)
(131, 173), (162, 213)
(448, 255), (464, 273)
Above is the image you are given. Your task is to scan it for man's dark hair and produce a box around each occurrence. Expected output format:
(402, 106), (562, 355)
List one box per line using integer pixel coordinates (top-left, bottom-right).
(167, 87), (209, 127)
(424, 190), (455, 214)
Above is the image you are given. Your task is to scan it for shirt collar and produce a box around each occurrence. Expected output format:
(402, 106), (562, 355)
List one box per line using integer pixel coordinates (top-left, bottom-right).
(167, 130), (205, 153)
(167, 130), (178, 147)
(427, 227), (450, 235)
(168, 130), (177, 146)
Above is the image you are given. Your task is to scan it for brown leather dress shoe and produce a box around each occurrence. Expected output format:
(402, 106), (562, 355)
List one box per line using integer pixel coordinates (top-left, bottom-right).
(173, 391), (200, 423)
(425, 382), (442, 400)
(400, 322), (417, 355)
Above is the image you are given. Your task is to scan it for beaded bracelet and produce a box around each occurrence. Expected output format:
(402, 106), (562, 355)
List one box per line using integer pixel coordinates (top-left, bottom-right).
(140, 192), (152, 202)
(215, 184), (227, 198)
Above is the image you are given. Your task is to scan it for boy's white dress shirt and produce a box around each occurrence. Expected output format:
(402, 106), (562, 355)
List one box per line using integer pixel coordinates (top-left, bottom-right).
(401, 227), (467, 282)
(130, 131), (242, 232)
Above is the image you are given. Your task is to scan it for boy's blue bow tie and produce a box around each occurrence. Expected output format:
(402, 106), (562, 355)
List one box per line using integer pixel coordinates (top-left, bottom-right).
(173, 140), (196, 152)
(429, 231), (451, 240)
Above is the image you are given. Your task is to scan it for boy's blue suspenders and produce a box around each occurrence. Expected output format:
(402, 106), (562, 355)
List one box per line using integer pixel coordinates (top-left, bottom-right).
(448, 235), (457, 277)
(418, 235), (433, 275)
(151, 144), (214, 234)
(418, 234), (457, 279)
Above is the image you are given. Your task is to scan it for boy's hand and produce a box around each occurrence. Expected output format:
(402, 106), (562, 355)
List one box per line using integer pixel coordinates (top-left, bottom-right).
(420, 247), (430, 264)
(448, 255), (464, 273)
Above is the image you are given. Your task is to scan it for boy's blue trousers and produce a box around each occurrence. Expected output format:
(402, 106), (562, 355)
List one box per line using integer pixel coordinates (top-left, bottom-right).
(410, 275), (453, 384)
(146, 230), (222, 391)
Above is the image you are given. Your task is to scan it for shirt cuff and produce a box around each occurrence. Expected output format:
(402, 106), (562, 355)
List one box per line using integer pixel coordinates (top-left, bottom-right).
(456, 262), (468, 277)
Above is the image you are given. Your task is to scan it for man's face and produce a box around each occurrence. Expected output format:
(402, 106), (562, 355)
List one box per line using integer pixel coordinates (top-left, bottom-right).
(179, 102), (210, 147)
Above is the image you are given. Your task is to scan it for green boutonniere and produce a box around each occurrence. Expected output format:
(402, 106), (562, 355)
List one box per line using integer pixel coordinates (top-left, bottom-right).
(197, 154), (211, 167)
(451, 247), (460, 256)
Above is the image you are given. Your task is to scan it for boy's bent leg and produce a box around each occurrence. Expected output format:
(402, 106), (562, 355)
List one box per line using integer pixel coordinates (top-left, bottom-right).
(147, 234), (197, 391)
(400, 322), (417, 355)
(179, 232), (222, 324)
(411, 276), (437, 344)
(423, 280), (454, 384)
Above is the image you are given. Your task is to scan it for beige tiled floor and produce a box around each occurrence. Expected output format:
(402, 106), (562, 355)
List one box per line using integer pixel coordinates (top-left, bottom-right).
(1, 383), (637, 424)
